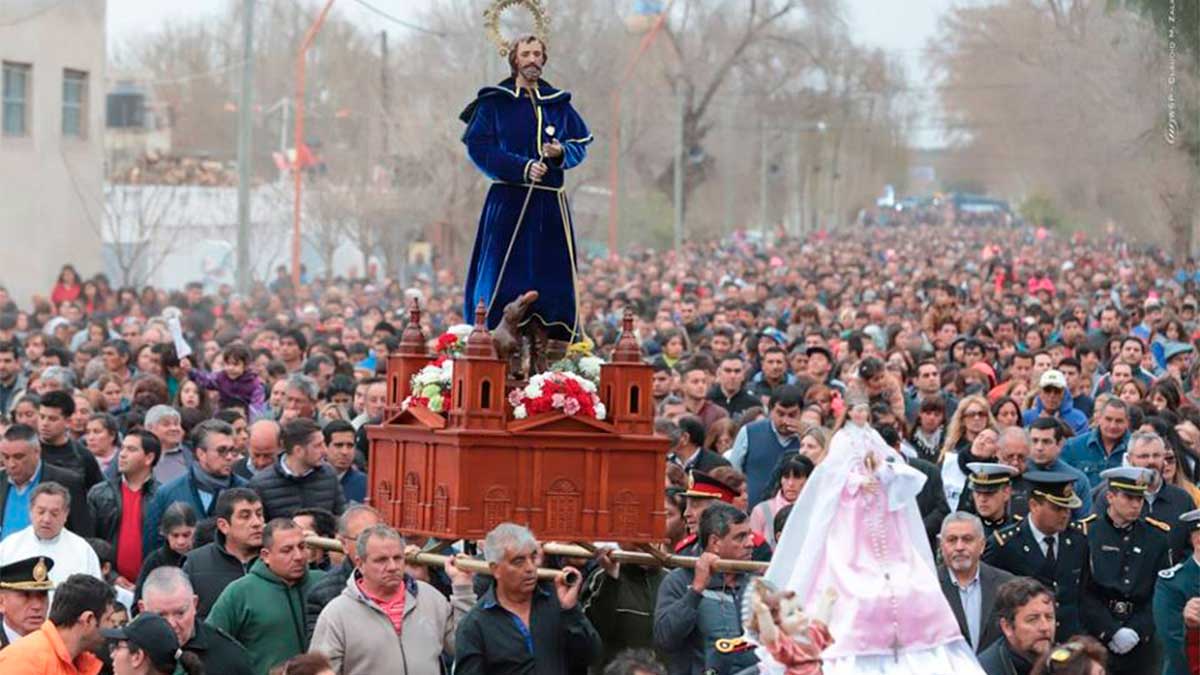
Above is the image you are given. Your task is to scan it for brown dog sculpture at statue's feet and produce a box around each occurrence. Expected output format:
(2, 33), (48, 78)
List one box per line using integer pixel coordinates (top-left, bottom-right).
(492, 290), (539, 377)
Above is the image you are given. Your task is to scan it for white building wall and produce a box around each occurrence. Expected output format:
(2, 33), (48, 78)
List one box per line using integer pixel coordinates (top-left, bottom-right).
(0, 0), (106, 308)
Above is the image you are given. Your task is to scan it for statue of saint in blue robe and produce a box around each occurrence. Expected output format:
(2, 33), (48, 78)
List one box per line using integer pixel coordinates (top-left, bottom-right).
(460, 77), (592, 342)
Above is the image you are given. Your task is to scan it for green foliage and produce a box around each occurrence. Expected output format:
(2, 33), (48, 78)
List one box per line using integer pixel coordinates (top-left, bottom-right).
(1019, 192), (1064, 230)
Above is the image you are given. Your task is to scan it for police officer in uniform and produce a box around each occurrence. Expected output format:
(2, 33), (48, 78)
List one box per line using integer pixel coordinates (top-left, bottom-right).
(1077, 467), (1172, 674)
(0, 556), (54, 650)
(676, 471), (771, 561)
(1154, 508), (1200, 675)
(983, 470), (1090, 640)
(966, 462), (1024, 540)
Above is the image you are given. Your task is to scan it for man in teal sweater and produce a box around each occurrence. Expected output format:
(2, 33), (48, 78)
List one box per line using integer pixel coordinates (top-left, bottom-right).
(206, 518), (323, 675)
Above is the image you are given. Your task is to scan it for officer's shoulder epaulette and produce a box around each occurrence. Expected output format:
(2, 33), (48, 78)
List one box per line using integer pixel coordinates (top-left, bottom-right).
(1145, 516), (1171, 532)
(993, 522), (1021, 546)
(1160, 562), (1185, 579)
(1071, 514), (1097, 534)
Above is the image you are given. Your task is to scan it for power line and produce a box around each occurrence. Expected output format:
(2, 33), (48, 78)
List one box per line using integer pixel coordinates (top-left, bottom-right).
(350, 0), (443, 36)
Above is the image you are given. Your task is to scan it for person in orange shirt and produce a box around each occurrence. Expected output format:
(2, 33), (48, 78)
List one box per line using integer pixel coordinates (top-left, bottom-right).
(0, 573), (116, 675)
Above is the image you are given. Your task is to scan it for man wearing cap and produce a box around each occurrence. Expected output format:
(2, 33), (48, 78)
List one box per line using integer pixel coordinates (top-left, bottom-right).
(0, 556), (54, 649)
(676, 471), (742, 556)
(1153, 507), (1200, 675)
(105, 611), (195, 674)
(1074, 466), (1171, 673)
(0, 573), (116, 674)
(1021, 370), (1088, 436)
(138, 567), (252, 674)
(804, 345), (845, 394)
(984, 471), (1090, 640)
(1090, 431), (1193, 560)
(1028, 418), (1093, 519)
(964, 463), (1023, 540)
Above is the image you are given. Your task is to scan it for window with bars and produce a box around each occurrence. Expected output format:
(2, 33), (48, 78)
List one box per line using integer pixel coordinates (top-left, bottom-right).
(2, 62), (31, 137)
(63, 69), (88, 138)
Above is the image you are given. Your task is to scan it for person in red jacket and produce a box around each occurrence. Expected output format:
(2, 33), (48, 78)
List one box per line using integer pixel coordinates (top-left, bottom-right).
(49, 266), (81, 308)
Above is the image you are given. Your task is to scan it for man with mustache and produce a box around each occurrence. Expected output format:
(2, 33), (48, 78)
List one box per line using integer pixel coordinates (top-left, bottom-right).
(460, 29), (593, 367)
(937, 512), (1015, 654)
(310, 525), (477, 674)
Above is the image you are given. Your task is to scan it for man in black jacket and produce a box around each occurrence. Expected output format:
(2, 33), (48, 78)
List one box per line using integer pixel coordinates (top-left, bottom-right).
(302, 504), (381, 640)
(180, 487), (263, 617)
(979, 577), (1056, 675)
(139, 566), (252, 674)
(0, 424), (92, 538)
(248, 418), (345, 520)
(36, 390), (103, 490)
(86, 430), (161, 586)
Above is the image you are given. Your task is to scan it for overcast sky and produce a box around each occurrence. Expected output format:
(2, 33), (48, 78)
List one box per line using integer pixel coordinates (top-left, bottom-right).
(106, 0), (955, 145)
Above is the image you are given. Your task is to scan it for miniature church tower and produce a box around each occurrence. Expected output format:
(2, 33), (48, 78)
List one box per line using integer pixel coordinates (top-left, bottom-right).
(386, 299), (430, 416)
(447, 301), (507, 430)
(600, 310), (653, 435)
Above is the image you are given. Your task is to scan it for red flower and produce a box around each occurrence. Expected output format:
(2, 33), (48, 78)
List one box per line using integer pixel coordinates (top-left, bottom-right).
(432, 355), (449, 367)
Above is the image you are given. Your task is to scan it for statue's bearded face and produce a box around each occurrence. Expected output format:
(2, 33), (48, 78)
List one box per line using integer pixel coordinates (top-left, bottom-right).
(513, 39), (545, 82)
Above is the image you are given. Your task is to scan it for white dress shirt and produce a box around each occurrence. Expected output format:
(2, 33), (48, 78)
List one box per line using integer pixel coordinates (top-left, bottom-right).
(0, 526), (103, 595)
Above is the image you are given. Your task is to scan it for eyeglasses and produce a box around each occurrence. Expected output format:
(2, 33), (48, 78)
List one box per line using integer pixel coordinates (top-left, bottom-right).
(964, 410), (988, 419)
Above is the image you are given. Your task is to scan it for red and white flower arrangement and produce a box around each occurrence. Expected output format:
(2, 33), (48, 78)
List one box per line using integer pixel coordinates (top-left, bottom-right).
(508, 370), (607, 420)
(401, 324), (472, 413)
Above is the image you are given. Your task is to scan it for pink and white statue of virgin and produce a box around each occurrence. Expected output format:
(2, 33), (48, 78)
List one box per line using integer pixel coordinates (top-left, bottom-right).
(761, 410), (985, 674)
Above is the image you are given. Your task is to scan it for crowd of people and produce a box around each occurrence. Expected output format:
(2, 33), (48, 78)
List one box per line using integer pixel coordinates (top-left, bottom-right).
(0, 223), (1199, 674)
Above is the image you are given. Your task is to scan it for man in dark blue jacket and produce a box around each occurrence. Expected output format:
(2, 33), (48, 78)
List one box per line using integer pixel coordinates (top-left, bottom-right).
(143, 419), (246, 551)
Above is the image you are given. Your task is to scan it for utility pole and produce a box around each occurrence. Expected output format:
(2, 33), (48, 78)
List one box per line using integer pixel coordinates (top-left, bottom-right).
(791, 127), (801, 237)
(672, 87), (685, 254)
(235, 0), (256, 294)
(722, 100), (735, 233)
(380, 30), (390, 157)
(759, 117), (768, 241)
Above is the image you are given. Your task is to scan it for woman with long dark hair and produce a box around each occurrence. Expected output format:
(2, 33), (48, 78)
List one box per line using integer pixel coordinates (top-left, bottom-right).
(750, 453), (815, 549)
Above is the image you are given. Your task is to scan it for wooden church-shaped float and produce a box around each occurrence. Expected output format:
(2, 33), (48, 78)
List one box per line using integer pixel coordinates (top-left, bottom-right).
(367, 302), (668, 545)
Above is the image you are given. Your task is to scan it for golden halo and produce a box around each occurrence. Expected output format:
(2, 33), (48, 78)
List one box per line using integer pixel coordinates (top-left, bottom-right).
(484, 0), (550, 58)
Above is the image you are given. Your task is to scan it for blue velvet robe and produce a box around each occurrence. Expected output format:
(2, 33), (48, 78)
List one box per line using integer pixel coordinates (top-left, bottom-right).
(460, 78), (592, 342)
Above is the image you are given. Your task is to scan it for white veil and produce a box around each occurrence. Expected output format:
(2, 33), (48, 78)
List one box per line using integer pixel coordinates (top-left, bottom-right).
(764, 423), (933, 605)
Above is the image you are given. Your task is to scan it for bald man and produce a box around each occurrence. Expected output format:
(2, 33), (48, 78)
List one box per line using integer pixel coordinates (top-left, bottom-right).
(233, 419), (280, 481)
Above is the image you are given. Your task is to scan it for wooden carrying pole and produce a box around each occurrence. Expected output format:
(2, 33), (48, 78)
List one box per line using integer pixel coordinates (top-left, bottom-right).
(542, 542), (768, 574)
(306, 536), (768, 576)
(305, 536), (565, 582)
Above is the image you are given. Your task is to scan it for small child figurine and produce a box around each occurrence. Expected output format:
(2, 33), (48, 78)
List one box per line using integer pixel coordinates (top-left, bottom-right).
(746, 579), (835, 675)
(181, 343), (266, 420)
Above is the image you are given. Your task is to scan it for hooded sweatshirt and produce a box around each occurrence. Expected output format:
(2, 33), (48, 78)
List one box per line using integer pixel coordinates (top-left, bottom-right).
(205, 558), (322, 675)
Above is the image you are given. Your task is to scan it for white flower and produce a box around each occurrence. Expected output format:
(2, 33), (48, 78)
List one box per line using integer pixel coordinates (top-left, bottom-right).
(594, 402), (607, 420)
(513, 404), (528, 419)
(448, 323), (473, 339)
(441, 360), (455, 378)
(579, 356), (603, 375)
(525, 384), (543, 399)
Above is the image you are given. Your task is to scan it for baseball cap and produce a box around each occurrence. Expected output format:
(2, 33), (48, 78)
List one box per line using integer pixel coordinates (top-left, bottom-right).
(103, 612), (181, 672)
(1039, 369), (1067, 390)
